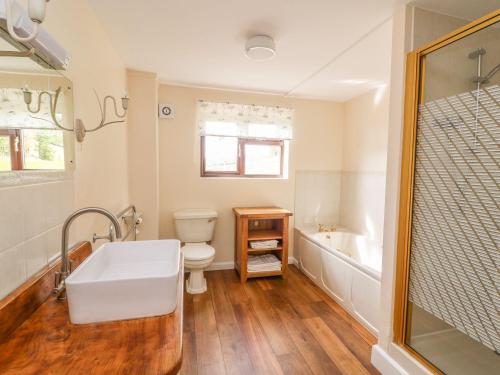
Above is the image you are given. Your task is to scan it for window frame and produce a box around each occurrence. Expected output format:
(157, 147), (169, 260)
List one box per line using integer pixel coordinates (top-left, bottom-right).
(0, 128), (23, 171)
(200, 136), (285, 178)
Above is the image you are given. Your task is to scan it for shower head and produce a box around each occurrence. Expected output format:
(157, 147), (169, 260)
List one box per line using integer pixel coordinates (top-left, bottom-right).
(469, 47), (500, 84)
(468, 48), (486, 59)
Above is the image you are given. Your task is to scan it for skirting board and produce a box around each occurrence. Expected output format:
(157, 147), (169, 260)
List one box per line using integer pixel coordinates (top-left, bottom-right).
(371, 345), (409, 375)
(205, 256), (298, 272)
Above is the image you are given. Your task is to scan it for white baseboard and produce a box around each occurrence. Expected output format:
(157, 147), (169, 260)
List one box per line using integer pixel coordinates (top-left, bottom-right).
(204, 256), (298, 272)
(371, 345), (409, 375)
(206, 261), (234, 271)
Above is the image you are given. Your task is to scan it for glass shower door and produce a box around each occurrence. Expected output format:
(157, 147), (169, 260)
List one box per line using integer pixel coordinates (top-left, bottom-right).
(397, 13), (499, 375)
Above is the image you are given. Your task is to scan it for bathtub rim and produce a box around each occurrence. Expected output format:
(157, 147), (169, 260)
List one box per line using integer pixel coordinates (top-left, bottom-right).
(296, 227), (382, 281)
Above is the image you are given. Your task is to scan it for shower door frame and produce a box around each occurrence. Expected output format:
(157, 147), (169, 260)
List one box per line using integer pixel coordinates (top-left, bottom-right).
(393, 9), (500, 374)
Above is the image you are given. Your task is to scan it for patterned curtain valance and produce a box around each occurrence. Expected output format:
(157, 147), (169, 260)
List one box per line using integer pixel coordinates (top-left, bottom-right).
(0, 88), (63, 129)
(197, 100), (294, 140)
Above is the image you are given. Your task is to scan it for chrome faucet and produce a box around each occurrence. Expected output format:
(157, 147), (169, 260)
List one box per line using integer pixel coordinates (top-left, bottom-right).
(318, 223), (337, 232)
(54, 207), (123, 299)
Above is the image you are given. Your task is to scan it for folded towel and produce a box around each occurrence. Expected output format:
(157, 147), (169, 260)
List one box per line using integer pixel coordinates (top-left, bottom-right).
(249, 240), (279, 249)
(247, 254), (282, 272)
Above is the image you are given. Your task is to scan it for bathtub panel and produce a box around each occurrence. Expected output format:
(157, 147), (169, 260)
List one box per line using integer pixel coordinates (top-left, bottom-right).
(297, 229), (381, 335)
(298, 236), (321, 282)
(350, 266), (380, 334)
(320, 249), (348, 303)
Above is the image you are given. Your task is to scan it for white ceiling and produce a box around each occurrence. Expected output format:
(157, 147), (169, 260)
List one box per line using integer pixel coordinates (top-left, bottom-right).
(87, 0), (499, 101)
(88, 0), (405, 101)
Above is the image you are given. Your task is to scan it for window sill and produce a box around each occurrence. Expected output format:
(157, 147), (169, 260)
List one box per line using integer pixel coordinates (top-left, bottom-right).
(200, 175), (289, 180)
(0, 169), (73, 188)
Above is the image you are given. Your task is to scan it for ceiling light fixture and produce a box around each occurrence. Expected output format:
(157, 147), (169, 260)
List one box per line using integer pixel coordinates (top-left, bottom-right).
(245, 35), (276, 61)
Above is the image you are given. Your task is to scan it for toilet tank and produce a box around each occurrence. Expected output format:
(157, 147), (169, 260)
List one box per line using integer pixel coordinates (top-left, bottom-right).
(174, 209), (217, 243)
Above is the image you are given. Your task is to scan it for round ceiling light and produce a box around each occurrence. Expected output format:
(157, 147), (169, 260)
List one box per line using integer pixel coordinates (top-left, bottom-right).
(245, 35), (276, 61)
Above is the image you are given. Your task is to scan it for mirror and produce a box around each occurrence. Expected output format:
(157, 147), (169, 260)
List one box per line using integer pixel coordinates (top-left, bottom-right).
(0, 29), (74, 173)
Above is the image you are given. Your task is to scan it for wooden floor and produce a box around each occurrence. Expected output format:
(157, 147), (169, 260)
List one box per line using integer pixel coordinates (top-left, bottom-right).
(180, 266), (380, 375)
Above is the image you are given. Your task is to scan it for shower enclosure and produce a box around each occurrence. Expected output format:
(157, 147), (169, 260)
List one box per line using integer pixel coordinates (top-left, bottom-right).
(394, 10), (499, 374)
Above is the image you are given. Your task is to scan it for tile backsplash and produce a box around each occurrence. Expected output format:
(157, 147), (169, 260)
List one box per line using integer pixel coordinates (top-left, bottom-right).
(294, 170), (341, 228)
(294, 170), (386, 244)
(0, 179), (74, 299)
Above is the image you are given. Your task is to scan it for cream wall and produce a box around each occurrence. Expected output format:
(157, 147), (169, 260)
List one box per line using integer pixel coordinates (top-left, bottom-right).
(339, 87), (390, 243)
(157, 84), (344, 265)
(127, 70), (159, 240)
(0, 0), (129, 299)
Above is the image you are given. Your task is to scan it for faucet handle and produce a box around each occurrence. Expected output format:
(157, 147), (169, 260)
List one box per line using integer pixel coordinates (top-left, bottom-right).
(54, 271), (62, 290)
(53, 271), (68, 297)
(92, 227), (115, 243)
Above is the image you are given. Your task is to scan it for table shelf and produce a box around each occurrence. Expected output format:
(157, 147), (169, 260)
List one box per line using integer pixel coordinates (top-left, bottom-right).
(248, 229), (283, 241)
(233, 207), (293, 283)
(246, 270), (283, 278)
(247, 246), (283, 253)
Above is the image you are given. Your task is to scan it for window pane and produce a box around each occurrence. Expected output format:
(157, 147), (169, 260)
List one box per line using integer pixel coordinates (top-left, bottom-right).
(204, 121), (239, 137)
(0, 135), (12, 171)
(244, 143), (281, 175)
(22, 129), (65, 170)
(204, 136), (238, 172)
(248, 123), (289, 139)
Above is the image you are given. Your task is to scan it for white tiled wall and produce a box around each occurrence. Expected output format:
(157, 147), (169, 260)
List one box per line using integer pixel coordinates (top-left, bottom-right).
(294, 171), (341, 228)
(339, 171), (387, 244)
(295, 170), (386, 244)
(0, 179), (74, 299)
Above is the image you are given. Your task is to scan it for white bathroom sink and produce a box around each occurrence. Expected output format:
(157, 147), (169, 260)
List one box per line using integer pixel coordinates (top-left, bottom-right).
(65, 239), (181, 324)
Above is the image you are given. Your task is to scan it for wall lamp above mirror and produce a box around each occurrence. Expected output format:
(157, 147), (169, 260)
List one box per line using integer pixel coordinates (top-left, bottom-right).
(0, 0), (70, 69)
(3, 0), (49, 43)
(22, 86), (129, 142)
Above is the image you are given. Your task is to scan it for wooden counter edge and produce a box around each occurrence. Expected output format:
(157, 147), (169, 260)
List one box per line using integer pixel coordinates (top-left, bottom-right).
(0, 241), (92, 345)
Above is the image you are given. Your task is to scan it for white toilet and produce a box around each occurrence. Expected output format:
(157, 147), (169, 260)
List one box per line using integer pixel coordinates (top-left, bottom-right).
(174, 209), (217, 294)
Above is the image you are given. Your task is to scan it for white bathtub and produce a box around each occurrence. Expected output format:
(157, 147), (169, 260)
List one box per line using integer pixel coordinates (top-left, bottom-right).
(295, 228), (382, 335)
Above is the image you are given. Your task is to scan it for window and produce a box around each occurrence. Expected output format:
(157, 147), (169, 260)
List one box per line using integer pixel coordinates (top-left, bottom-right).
(201, 136), (285, 177)
(0, 128), (64, 171)
(198, 101), (293, 178)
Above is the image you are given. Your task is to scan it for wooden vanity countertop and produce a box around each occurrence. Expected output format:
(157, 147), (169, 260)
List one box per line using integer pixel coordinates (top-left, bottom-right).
(0, 241), (183, 375)
(233, 206), (293, 218)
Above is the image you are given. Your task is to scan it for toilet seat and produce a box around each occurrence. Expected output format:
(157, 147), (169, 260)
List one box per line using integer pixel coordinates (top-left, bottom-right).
(182, 244), (215, 261)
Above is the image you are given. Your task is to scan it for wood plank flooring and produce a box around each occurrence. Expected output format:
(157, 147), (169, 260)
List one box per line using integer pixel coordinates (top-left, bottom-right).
(180, 266), (380, 375)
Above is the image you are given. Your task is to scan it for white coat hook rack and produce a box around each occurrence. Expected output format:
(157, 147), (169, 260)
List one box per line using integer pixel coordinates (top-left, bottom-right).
(0, 48), (35, 58)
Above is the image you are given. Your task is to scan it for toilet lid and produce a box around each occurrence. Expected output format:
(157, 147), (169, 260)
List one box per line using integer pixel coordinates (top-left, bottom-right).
(182, 244), (215, 261)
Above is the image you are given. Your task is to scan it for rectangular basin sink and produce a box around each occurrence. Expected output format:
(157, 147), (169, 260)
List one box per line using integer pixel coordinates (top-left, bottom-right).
(65, 239), (181, 324)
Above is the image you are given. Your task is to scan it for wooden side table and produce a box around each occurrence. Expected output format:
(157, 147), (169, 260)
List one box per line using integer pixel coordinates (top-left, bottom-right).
(233, 207), (293, 283)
